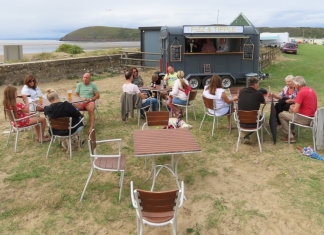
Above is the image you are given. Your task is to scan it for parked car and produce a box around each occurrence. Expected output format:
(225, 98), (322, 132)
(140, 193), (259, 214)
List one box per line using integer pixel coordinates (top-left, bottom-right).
(282, 43), (297, 54)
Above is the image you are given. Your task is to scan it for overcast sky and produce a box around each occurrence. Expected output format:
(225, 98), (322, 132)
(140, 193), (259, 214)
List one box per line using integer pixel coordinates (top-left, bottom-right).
(0, 0), (323, 39)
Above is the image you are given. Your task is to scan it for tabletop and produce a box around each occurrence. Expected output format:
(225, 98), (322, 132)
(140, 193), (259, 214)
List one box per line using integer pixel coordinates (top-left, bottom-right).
(32, 96), (85, 108)
(133, 129), (201, 156)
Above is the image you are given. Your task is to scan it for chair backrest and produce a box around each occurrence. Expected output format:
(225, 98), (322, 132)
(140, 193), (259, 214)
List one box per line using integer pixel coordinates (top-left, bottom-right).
(188, 90), (198, 102)
(236, 110), (259, 124)
(202, 96), (214, 110)
(145, 111), (170, 127)
(48, 117), (71, 130)
(5, 109), (15, 123)
(136, 189), (179, 215)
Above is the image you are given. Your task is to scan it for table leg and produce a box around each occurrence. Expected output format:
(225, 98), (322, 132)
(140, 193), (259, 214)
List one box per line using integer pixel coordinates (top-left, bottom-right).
(157, 91), (161, 111)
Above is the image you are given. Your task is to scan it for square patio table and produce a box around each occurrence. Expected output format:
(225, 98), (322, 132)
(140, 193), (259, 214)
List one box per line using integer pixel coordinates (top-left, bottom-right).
(140, 85), (172, 111)
(133, 128), (201, 191)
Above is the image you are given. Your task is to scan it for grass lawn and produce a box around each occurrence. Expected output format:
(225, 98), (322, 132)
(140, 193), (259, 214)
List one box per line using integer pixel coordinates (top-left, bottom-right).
(1, 44), (324, 235)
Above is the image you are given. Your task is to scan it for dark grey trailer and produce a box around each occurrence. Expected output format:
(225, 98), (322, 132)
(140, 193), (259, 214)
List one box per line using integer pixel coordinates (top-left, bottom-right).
(160, 25), (260, 88)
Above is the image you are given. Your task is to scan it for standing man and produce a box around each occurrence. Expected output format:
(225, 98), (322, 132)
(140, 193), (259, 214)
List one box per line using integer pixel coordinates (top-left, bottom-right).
(279, 76), (317, 143)
(238, 77), (265, 144)
(74, 73), (100, 132)
(216, 38), (228, 52)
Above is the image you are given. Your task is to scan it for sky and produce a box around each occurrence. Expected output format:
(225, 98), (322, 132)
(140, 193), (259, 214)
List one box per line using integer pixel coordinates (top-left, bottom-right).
(0, 0), (323, 39)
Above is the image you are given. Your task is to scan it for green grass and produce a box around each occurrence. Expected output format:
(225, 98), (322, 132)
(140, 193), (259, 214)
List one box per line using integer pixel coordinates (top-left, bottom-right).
(1, 44), (324, 234)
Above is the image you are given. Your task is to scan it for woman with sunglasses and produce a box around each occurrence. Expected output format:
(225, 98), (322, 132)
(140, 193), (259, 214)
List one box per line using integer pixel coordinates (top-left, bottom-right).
(21, 75), (45, 112)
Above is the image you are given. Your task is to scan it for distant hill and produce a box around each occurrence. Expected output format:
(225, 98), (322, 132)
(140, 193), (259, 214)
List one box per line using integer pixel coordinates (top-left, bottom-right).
(60, 26), (140, 41)
(256, 27), (324, 39)
(60, 26), (324, 42)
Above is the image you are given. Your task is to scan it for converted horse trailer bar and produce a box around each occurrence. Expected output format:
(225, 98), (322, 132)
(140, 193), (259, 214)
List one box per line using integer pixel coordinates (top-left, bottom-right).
(159, 25), (260, 88)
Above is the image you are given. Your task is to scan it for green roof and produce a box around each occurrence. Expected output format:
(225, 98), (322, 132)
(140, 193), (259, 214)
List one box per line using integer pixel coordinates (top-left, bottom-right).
(230, 13), (254, 26)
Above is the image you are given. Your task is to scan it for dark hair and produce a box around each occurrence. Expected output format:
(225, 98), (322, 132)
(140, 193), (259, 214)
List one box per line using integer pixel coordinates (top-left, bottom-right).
(131, 67), (138, 73)
(125, 70), (133, 80)
(24, 75), (37, 89)
(248, 77), (259, 87)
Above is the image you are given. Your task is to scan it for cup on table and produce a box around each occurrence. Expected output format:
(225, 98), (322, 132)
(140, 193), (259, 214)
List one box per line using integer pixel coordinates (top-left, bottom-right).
(38, 95), (43, 104)
(67, 90), (72, 101)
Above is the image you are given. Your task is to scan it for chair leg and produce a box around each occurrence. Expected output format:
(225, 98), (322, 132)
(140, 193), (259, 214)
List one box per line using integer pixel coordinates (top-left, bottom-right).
(185, 107), (188, 124)
(14, 130), (19, 152)
(192, 105), (196, 120)
(80, 167), (94, 201)
(69, 136), (72, 160)
(236, 129), (241, 152)
(118, 171), (124, 203)
(212, 116), (216, 137)
(46, 137), (55, 159)
(256, 130), (262, 152)
(199, 113), (207, 130)
(288, 122), (291, 144)
(138, 110), (140, 126)
(6, 127), (13, 146)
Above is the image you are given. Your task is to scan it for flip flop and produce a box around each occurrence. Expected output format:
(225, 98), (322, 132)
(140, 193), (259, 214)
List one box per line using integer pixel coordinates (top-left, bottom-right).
(39, 137), (51, 142)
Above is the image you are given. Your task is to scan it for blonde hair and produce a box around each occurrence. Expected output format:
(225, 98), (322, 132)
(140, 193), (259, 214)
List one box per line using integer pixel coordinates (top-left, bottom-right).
(46, 89), (59, 102)
(177, 70), (188, 89)
(285, 75), (294, 82)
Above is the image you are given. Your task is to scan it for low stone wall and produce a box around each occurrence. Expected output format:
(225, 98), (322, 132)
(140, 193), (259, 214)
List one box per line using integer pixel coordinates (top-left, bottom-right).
(0, 54), (133, 85)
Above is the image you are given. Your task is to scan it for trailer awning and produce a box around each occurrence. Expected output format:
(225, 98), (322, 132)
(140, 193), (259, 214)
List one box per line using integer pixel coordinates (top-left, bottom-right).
(184, 35), (250, 39)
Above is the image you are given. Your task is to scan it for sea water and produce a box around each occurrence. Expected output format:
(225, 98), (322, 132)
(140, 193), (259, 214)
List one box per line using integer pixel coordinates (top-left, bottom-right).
(0, 39), (140, 55)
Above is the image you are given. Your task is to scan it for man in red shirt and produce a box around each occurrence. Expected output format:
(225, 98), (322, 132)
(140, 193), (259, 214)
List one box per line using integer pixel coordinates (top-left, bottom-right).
(279, 76), (317, 143)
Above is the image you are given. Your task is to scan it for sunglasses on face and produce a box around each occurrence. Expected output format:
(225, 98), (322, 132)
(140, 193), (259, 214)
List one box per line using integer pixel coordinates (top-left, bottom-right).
(29, 80), (35, 83)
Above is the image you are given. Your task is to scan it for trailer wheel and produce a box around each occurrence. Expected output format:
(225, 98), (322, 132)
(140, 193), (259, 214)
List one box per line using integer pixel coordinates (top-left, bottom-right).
(221, 76), (233, 88)
(202, 76), (211, 87)
(188, 77), (201, 89)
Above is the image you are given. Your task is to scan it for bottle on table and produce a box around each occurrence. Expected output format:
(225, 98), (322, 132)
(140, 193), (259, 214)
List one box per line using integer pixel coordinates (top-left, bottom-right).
(150, 82), (153, 87)
(153, 82), (156, 88)
(160, 80), (164, 90)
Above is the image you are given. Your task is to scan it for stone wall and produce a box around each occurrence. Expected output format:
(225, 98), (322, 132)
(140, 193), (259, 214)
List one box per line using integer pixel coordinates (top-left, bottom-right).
(0, 53), (141, 85)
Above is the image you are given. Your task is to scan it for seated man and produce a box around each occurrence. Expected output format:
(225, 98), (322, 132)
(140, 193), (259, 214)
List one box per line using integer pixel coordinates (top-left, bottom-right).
(238, 77), (265, 144)
(74, 73), (100, 132)
(279, 76), (317, 143)
(123, 70), (158, 118)
(216, 38), (228, 52)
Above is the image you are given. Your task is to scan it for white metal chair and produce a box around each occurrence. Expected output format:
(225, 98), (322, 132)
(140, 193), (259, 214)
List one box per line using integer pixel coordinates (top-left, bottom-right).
(80, 129), (126, 202)
(5, 109), (42, 152)
(138, 99), (152, 126)
(172, 90), (197, 123)
(130, 181), (184, 235)
(234, 110), (265, 153)
(46, 116), (84, 159)
(288, 112), (315, 148)
(199, 96), (232, 136)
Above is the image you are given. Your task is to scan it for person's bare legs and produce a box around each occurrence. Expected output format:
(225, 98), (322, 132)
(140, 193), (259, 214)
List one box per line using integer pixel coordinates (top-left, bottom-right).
(29, 116), (49, 141)
(85, 102), (95, 132)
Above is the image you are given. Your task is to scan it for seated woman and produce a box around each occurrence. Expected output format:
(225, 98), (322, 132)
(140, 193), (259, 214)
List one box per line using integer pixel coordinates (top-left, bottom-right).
(3, 86), (49, 142)
(123, 70), (158, 118)
(131, 67), (144, 87)
(167, 70), (189, 118)
(201, 38), (216, 53)
(202, 75), (238, 128)
(21, 75), (45, 112)
(268, 75), (298, 126)
(44, 89), (84, 136)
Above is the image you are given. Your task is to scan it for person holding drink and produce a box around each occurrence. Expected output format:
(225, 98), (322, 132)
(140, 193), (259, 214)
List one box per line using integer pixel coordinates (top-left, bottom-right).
(21, 74), (45, 112)
(74, 73), (100, 132)
(3, 86), (49, 142)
